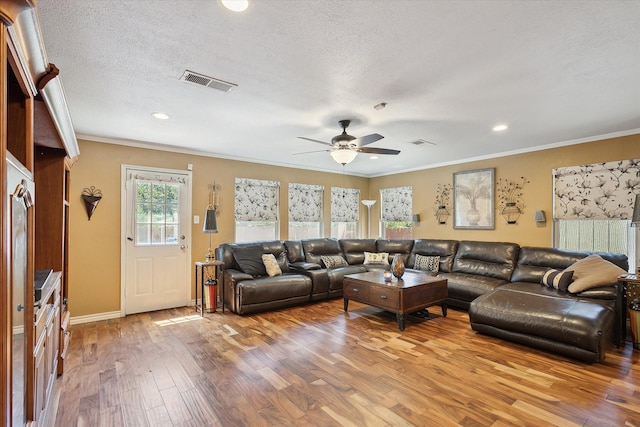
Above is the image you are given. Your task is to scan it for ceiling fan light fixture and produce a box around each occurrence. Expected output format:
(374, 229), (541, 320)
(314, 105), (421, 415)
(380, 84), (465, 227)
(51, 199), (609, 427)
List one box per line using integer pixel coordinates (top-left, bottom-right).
(330, 149), (358, 165)
(220, 0), (250, 12)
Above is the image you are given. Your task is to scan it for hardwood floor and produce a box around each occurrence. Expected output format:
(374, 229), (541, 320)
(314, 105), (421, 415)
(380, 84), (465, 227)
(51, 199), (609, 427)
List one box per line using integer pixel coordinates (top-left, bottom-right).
(47, 300), (640, 426)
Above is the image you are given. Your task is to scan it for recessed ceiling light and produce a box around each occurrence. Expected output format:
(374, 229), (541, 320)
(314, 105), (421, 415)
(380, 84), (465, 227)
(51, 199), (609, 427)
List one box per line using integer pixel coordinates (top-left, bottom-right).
(493, 124), (508, 132)
(152, 112), (170, 120)
(370, 156), (379, 160)
(220, 0), (250, 12)
(373, 102), (387, 110)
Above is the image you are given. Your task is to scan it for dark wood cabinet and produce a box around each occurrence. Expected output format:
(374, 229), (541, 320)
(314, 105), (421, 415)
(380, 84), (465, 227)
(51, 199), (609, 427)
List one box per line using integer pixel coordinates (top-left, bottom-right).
(1, 1), (78, 424)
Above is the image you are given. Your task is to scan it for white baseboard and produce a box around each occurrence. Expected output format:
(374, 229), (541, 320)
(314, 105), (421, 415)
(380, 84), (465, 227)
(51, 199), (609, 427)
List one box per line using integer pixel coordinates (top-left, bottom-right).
(70, 311), (122, 325)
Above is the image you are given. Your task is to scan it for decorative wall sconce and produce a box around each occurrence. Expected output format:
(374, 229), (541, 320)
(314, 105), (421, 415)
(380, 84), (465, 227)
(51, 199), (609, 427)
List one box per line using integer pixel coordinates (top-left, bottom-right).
(534, 210), (546, 223)
(81, 186), (102, 220)
(433, 184), (452, 224)
(497, 176), (529, 224)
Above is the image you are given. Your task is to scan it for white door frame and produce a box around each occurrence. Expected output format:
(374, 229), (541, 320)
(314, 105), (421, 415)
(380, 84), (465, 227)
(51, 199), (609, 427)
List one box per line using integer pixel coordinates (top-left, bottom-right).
(120, 164), (192, 317)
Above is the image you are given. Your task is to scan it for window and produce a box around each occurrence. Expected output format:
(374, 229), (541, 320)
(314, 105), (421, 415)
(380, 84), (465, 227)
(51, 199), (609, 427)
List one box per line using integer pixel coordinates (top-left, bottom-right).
(380, 186), (413, 239)
(555, 219), (635, 271)
(235, 178), (279, 242)
(331, 187), (360, 239)
(553, 159), (639, 272)
(288, 183), (323, 239)
(135, 180), (180, 245)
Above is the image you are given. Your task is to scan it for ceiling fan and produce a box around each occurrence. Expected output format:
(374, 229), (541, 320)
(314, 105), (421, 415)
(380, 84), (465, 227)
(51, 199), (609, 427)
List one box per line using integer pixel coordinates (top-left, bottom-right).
(297, 119), (400, 165)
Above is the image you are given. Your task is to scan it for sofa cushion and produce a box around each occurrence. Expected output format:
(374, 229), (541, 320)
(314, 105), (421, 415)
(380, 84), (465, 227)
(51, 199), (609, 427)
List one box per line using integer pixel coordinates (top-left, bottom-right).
(452, 241), (519, 281)
(262, 254), (282, 277)
(408, 239), (458, 273)
(376, 239), (414, 264)
(320, 254), (348, 269)
(363, 252), (389, 265)
(567, 254), (627, 293)
(233, 243), (267, 277)
(341, 239), (376, 264)
(541, 269), (573, 291)
(302, 238), (342, 265)
(414, 254), (440, 273)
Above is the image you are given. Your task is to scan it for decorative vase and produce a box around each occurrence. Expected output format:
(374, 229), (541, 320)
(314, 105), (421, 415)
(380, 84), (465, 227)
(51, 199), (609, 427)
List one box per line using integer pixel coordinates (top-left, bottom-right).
(435, 205), (449, 224)
(501, 202), (521, 224)
(466, 208), (481, 225)
(391, 254), (405, 278)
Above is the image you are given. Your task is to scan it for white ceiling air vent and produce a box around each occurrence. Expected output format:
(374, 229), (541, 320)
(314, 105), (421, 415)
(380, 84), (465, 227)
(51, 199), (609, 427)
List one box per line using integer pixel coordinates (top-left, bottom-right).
(179, 70), (237, 92)
(410, 139), (436, 146)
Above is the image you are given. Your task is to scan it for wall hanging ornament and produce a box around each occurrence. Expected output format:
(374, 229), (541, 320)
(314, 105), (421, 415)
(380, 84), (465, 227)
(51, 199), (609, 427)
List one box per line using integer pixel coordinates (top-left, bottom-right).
(496, 176), (529, 224)
(81, 186), (102, 220)
(433, 183), (452, 224)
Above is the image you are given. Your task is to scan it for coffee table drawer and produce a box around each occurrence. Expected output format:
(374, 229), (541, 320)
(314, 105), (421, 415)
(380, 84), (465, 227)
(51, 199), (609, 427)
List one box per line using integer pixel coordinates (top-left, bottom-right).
(370, 287), (399, 310)
(344, 283), (371, 300)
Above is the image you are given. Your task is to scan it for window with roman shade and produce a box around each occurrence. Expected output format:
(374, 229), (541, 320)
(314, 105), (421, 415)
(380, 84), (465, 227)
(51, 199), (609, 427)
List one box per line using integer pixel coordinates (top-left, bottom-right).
(553, 159), (639, 271)
(380, 186), (413, 239)
(288, 183), (323, 239)
(330, 187), (360, 238)
(234, 178), (280, 242)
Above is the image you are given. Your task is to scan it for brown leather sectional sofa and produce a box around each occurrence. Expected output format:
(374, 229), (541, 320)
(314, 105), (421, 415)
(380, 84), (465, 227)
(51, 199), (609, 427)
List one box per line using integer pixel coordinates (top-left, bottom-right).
(216, 238), (628, 362)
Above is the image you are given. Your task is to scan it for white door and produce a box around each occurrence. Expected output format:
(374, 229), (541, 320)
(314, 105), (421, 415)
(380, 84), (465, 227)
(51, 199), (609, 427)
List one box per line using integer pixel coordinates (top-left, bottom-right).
(122, 166), (192, 315)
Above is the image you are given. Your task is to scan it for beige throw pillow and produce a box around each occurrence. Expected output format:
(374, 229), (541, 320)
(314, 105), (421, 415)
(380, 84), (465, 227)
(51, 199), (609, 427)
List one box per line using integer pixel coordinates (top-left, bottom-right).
(363, 252), (389, 265)
(261, 253), (282, 277)
(566, 254), (627, 293)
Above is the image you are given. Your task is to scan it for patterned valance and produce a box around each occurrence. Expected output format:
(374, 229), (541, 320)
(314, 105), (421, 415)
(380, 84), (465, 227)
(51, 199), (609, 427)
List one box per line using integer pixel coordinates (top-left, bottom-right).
(380, 186), (412, 222)
(289, 183), (324, 222)
(234, 178), (280, 221)
(331, 187), (360, 222)
(553, 159), (640, 220)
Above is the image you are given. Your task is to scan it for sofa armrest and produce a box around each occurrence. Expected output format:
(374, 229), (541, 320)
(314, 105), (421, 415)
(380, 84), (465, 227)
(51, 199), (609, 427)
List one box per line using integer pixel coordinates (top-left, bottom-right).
(290, 261), (322, 272)
(224, 268), (254, 282)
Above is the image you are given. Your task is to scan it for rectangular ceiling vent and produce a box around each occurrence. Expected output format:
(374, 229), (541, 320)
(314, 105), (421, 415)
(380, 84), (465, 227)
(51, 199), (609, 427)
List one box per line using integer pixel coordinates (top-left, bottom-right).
(410, 139), (436, 146)
(179, 70), (237, 92)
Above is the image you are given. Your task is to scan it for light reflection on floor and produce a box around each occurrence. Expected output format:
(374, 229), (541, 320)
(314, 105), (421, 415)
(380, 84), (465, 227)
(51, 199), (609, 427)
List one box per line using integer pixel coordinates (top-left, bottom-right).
(154, 315), (203, 326)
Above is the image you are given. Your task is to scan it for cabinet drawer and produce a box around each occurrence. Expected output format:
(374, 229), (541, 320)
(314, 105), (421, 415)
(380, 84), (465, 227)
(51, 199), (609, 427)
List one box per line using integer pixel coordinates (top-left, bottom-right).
(344, 283), (370, 301)
(370, 287), (399, 310)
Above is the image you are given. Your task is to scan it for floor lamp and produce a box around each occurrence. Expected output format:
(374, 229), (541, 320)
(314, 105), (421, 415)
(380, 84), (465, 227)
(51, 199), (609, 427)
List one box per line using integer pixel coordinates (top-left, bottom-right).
(361, 200), (376, 238)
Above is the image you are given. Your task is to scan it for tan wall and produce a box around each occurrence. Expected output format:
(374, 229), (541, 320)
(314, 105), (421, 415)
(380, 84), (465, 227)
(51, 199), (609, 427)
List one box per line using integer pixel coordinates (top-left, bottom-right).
(69, 134), (640, 317)
(369, 134), (640, 245)
(68, 139), (369, 317)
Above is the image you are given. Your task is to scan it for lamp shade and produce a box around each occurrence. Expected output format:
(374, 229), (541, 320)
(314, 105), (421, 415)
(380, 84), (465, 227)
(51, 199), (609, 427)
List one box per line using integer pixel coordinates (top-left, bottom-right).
(632, 194), (640, 227)
(203, 208), (218, 233)
(330, 149), (358, 165)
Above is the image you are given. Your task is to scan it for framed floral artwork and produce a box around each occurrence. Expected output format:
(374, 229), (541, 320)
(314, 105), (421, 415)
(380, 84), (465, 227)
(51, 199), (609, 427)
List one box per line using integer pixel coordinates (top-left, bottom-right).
(453, 168), (495, 229)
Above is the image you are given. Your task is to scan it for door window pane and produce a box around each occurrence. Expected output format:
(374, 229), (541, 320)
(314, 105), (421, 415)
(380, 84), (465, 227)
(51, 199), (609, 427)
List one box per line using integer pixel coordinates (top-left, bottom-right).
(135, 181), (181, 245)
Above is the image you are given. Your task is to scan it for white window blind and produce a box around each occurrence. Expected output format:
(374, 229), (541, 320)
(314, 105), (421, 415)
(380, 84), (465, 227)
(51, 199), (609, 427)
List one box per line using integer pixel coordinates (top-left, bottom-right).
(331, 187), (360, 222)
(380, 186), (412, 221)
(234, 178), (280, 221)
(553, 159), (640, 220)
(288, 183), (323, 222)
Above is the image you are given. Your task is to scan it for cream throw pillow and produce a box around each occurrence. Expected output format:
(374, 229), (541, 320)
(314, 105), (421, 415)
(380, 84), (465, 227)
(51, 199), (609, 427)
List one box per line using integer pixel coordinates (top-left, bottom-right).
(566, 254), (626, 293)
(363, 252), (389, 265)
(261, 253), (282, 277)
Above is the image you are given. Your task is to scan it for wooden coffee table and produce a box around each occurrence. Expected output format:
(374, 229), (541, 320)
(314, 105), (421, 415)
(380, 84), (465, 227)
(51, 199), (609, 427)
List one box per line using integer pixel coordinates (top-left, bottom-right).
(343, 270), (448, 331)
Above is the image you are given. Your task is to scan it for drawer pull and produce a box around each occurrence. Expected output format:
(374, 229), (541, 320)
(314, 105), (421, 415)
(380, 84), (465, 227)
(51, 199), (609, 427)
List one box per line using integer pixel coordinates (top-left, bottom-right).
(379, 295), (387, 299)
(352, 288), (359, 292)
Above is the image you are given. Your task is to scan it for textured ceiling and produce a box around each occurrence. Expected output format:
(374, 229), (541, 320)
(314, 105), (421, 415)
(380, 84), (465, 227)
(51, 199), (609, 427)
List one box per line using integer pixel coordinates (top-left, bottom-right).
(36, 0), (640, 177)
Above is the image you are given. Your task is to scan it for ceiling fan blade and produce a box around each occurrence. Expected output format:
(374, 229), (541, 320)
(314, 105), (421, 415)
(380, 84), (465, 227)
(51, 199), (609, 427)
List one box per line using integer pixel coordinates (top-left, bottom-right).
(297, 136), (333, 147)
(293, 149), (331, 155)
(357, 147), (400, 155)
(354, 133), (384, 146)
